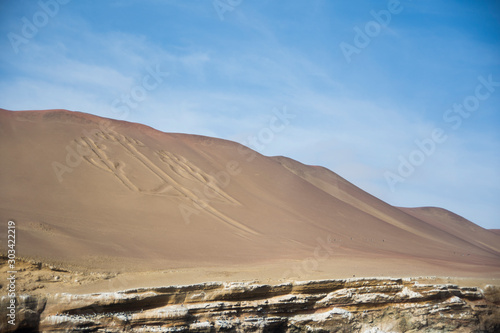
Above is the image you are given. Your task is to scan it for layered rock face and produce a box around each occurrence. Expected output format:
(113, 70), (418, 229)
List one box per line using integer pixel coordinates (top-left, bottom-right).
(2, 278), (499, 332)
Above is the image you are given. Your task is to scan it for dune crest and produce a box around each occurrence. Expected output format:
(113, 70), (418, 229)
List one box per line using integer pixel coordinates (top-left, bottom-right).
(0, 109), (499, 278)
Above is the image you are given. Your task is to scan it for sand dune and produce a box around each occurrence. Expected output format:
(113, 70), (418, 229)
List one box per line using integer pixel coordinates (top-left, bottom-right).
(0, 109), (499, 279)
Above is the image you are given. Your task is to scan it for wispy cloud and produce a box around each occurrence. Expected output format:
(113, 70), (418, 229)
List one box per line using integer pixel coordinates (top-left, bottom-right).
(0, 0), (499, 228)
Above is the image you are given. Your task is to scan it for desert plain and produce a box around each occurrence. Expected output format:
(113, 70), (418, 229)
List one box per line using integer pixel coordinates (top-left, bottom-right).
(1, 109), (499, 332)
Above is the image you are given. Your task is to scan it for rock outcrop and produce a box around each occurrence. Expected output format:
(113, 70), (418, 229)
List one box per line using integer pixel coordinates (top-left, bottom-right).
(2, 278), (499, 332)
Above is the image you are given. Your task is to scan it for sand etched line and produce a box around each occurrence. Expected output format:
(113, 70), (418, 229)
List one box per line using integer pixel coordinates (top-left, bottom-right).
(118, 141), (258, 235)
(80, 131), (258, 236)
(79, 132), (181, 195)
(81, 136), (140, 192)
(158, 150), (239, 205)
(98, 133), (178, 195)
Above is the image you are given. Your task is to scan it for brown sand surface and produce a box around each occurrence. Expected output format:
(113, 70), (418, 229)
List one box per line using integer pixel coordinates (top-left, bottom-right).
(0, 109), (499, 292)
(490, 229), (500, 236)
(1, 257), (499, 296)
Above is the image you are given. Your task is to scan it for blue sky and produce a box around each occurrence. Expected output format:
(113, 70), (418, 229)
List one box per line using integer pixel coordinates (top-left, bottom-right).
(1, 0), (499, 229)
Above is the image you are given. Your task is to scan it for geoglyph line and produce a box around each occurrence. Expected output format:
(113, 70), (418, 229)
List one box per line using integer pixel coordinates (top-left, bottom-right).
(80, 131), (258, 236)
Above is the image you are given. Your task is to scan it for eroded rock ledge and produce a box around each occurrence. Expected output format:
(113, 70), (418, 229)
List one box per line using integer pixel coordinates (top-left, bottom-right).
(2, 278), (500, 332)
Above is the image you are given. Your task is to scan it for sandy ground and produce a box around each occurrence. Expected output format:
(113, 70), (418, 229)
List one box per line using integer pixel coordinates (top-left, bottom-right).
(2, 256), (499, 297)
(1, 109), (499, 296)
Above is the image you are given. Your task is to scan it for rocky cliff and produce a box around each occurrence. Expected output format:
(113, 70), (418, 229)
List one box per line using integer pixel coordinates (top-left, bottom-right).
(2, 278), (499, 332)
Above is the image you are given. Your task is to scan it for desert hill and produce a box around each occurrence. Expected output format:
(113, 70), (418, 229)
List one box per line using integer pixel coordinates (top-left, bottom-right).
(0, 108), (499, 279)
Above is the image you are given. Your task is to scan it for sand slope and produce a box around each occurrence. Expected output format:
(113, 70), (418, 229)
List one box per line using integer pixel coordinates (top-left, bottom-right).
(0, 109), (499, 277)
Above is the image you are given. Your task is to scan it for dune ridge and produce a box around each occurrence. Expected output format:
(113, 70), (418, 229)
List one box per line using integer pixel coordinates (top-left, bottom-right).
(0, 108), (499, 279)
